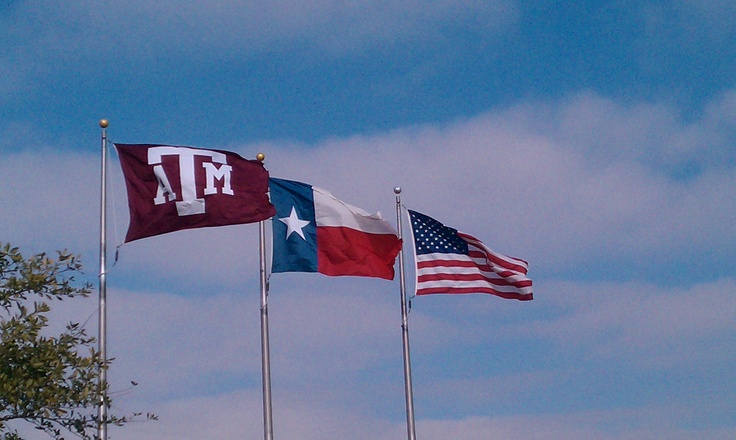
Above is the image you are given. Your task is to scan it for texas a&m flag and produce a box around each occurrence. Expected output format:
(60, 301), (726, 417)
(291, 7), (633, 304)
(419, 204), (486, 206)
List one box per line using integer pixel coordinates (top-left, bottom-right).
(115, 144), (276, 242)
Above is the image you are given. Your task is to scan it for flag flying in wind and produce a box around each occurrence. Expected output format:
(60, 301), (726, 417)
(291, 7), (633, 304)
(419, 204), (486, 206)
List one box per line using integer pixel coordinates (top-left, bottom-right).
(116, 144), (276, 242)
(269, 178), (402, 280)
(408, 210), (533, 300)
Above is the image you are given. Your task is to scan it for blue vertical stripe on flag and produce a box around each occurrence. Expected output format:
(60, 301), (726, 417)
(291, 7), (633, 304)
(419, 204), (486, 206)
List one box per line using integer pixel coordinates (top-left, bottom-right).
(269, 178), (319, 273)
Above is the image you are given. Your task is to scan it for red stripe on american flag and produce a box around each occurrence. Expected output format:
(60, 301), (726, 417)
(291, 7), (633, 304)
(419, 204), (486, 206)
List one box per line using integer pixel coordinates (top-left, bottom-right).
(415, 259), (478, 268)
(416, 272), (533, 288)
(415, 285), (532, 300)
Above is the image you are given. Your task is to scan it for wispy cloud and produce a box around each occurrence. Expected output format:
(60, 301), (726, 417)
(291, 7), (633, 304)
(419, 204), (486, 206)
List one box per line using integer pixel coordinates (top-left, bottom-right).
(3, 0), (518, 64)
(4, 88), (736, 281)
(3, 72), (735, 440)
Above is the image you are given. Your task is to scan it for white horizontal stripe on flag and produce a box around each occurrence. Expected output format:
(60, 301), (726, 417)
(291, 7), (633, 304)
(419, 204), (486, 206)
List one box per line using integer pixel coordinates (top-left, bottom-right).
(313, 186), (397, 235)
(416, 253), (529, 279)
(417, 279), (534, 294)
(416, 252), (474, 263)
(417, 261), (527, 278)
(416, 269), (532, 285)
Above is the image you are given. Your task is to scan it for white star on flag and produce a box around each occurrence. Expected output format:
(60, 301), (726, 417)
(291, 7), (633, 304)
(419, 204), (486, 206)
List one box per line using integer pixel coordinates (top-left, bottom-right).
(279, 206), (310, 240)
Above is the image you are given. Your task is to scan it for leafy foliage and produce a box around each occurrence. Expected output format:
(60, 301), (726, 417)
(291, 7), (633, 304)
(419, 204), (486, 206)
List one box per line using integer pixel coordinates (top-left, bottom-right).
(0, 243), (153, 440)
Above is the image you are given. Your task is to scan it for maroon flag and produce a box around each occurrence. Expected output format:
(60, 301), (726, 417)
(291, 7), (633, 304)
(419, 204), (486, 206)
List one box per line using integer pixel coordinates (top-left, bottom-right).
(115, 144), (276, 242)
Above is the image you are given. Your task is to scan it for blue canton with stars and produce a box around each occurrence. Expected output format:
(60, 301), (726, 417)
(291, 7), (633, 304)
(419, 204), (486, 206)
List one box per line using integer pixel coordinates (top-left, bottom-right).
(409, 210), (469, 255)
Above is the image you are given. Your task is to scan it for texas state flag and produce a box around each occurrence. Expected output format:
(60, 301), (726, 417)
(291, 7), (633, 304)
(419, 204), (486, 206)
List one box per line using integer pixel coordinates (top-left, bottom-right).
(269, 178), (402, 280)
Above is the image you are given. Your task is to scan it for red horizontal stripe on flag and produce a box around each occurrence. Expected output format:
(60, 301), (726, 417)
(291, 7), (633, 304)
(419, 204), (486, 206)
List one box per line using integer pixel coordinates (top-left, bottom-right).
(417, 259), (528, 280)
(418, 262), (525, 281)
(416, 285), (533, 300)
(417, 259), (477, 268)
(317, 226), (401, 280)
(417, 273), (533, 288)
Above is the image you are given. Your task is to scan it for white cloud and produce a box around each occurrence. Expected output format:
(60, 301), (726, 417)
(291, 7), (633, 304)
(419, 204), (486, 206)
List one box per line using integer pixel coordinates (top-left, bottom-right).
(0, 149), (100, 257)
(12, 268), (736, 440)
(109, 389), (405, 440)
(38, 276), (732, 438)
(12, 394), (734, 440)
(257, 89), (736, 272)
(417, 407), (736, 440)
(525, 278), (736, 368)
(105, 289), (261, 397)
(4, 89), (736, 282)
(554, 91), (736, 171)
(4, 89), (736, 439)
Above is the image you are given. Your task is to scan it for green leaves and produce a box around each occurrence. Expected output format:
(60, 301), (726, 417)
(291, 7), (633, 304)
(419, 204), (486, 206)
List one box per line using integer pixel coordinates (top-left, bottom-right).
(0, 243), (92, 312)
(1, 243), (150, 440)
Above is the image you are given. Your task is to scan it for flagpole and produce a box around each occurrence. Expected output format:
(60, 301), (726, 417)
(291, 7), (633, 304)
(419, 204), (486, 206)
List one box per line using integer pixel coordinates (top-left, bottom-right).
(394, 187), (417, 440)
(97, 119), (109, 440)
(257, 154), (274, 440)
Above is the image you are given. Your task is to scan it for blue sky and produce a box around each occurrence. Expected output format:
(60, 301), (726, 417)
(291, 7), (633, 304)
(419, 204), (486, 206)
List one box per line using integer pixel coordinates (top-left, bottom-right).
(2, 1), (735, 439)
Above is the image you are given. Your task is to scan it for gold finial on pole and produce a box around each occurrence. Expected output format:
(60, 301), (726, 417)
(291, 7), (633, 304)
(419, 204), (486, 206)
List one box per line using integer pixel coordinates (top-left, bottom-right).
(99, 119), (109, 129)
(256, 153), (266, 162)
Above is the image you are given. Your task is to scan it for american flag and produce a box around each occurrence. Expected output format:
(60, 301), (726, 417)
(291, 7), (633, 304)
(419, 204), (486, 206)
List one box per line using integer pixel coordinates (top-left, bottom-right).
(408, 210), (533, 301)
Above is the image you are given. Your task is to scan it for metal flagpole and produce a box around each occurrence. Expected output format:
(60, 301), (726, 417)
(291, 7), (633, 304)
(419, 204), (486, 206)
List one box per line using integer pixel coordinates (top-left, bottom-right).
(394, 187), (417, 440)
(257, 153), (274, 440)
(97, 119), (109, 440)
